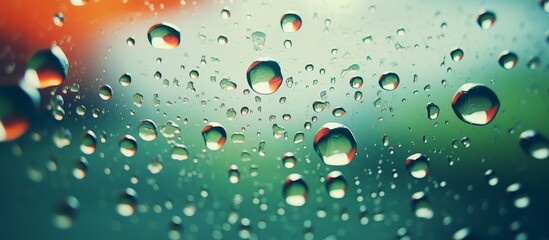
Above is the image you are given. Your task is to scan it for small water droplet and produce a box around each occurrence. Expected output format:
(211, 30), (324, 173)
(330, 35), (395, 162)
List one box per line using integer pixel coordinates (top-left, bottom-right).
(283, 173), (308, 206)
(477, 10), (496, 29)
(283, 39), (293, 48)
(450, 48), (464, 62)
(519, 130), (549, 160)
(498, 51), (518, 69)
(426, 102), (440, 120)
(80, 130), (97, 155)
(405, 153), (429, 179)
(53, 12), (64, 27)
(119, 73), (132, 86)
(98, 84), (113, 100)
(325, 171), (347, 199)
(52, 196), (80, 229)
(126, 37), (135, 46)
(217, 35), (228, 45)
(349, 76), (363, 89)
(378, 72), (400, 91)
(282, 152), (297, 168)
(221, 7), (231, 19)
(119, 135), (137, 157)
(411, 191), (433, 219)
(280, 13), (302, 32)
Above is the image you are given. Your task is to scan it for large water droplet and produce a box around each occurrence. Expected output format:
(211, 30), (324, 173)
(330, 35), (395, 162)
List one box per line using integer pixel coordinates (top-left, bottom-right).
(283, 173), (308, 206)
(519, 130), (549, 160)
(378, 72), (400, 91)
(280, 13), (302, 32)
(52, 196), (80, 229)
(325, 171), (347, 199)
(313, 123), (357, 166)
(282, 152), (297, 168)
(24, 46), (69, 89)
(477, 10), (496, 29)
(498, 51), (518, 69)
(171, 144), (189, 161)
(451, 83), (500, 125)
(147, 23), (181, 49)
(117, 188), (137, 217)
(119, 135), (137, 157)
(138, 119), (157, 141)
(426, 102), (440, 120)
(411, 191), (433, 219)
(405, 153), (429, 179)
(246, 58), (283, 94)
(80, 130), (97, 155)
(0, 84), (40, 142)
(202, 122), (227, 150)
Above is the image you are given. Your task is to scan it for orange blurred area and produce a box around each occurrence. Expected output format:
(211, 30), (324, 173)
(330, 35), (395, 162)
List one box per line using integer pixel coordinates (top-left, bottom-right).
(0, 0), (206, 85)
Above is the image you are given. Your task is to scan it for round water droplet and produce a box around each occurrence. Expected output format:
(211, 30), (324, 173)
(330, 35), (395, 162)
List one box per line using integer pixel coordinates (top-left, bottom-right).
(305, 64), (314, 72)
(451, 83), (500, 125)
(498, 51), (518, 69)
(332, 107), (347, 117)
(519, 130), (549, 160)
(119, 73), (132, 86)
(138, 119), (157, 141)
(147, 22), (181, 49)
(119, 135), (137, 157)
(117, 188), (137, 217)
(0, 84), (40, 142)
(228, 165), (240, 184)
(98, 84), (113, 100)
(349, 76), (363, 89)
(189, 70), (199, 79)
(126, 37), (135, 46)
(246, 58), (283, 94)
(411, 191), (433, 219)
(313, 122), (357, 166)
(52, 196), (80, 229)
(171, 144), (189, 161)
(477, 10), (496, 29)
(541, 0), (549, 12)
(405, 153), (429, 179)
(73, 157), (88, 179)
(526, 56), (540, 70)
(506, 183), (530, 209)
(450, 48), (464, 62)
(426, 102), (440, 120)
(80, 130), (97, 155)
(217, 35), (228, 45)
(154, 71), (162, 80)
(325, 171), (347, 199)
(283, 173), (308, 206)
(282, 152), (297, 168)
(53, 12), (64, 27)
(202, 122), (227, 150)
(280, 13), (302, 32)
(221, 7), (231, 19)
(283, 39), (292, 48)
(378, 72), (400, 91)
(148, 158), (164, 174)
(24, 46), (69, 89)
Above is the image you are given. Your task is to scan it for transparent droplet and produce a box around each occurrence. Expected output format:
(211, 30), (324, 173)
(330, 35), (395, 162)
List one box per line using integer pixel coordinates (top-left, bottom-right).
(160, 121), (180, 138)
(52, 196), (80, 229)
(138, 119), (157, 141)
(293, 132), (304, 143)
(498, 51), (518, 69)
(147, 158), (164, 174)
(202, 122), (227, 150)
(228, 165), (240, 184)
(189, 70), (199, 79)
(284, 39), (292, 48)
(349, 76), (363, 89)
(305, 64), (314, 72)
(53, 12), (64, 27)
(24, 46), (69, 89)
(53, 127), (72, 148)
(168, 216), (183, 240)
(506, 183), (530, 209)
(541, 0), (549, 12)
(519, 130), (549, 160)
(226, 108), (237, 120)
(80, 130), (97, 155)
(220, 78), (237, 90)
(98, 84), (113, 100)
(154, 71), (162, 80)
(0, 84), (40, 142)
(117, 188), (138, 217)
(126, 37), (135, 46)
(312, 101), (329, 113)
(313, 122), (357, 166)
(280, 13), (302, 32)
(119, 73), (132, 86)
(119, 135), (137, 157)
(171, 144), (189, 161)
(325, 171), (347, 199)
(411, 191), (433, 219)
(221, 7), (231, 19)
(332, 107), (347, 117)
(147, 22), (181, 49)
(283, 173), (308, 206)
(450, 48), (464, 62)
(426, 102), (440, 120)
(526, 57), (540, 70)
(405, 153), (429, 179)
(251, 31), (266, 52)
(485, 169), (499, 186)
(378, 72), (400, 91)
(451, 83), (500, 125)
(354, 91), (363, 101)
(282, 152), (297, 168)
(477, 10), (496, 29)
(246, 58), (283, 94)
(73, 157), (88, 179)
(217, 35), (228, 45)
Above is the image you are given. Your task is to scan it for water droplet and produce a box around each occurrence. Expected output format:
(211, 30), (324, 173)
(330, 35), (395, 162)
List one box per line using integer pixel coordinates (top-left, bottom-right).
(147, 22), (181, 49)
(426, 102), (440, 120)
(160, 121), (180, 138)
(251, 31), (266, 52)
(313, 123), (357, 166)
(526, 56), (540, 70)
(220, 78), (237, 90)
(246, 58), (283, 94)
(70, 0), (89, 6)
(73, 157), (88, 179)
(349, 76), (363, 89)
(147, 157), (163, 174)
(168, 216), (183, 240)
(450, 48), (464, 62)
(378, 72), (400, 91)
(53, 127), (72, 148)
(217, 35), (228, 45)
(280, 13), (302, 32)
(80, 130), (97, 155)
(305, 64), (314, 72)
(119, 73), (132, 86)
(138, 119), (157, 141)
(221, 7), (231, 19)
(202, 122), (227, 150)
(332, 107), (347, 117)
(119, 135), (137, 157)
(52, 196), (80, 229)
(325, 171), (347, 199)
(485, 169), (499, 186)
(189, 70), (199, 79)
(312, 101), (330, 113)
(24, 46), (69, 89)
(519, 130), (549, 160)
(477, 10), (496, 29)
(0, 84), (40, 142)
(293, 132), (304, 143)
(283, 173), (308, 206)
(282, 152), (297, 168)
(98, 84), (113, 100)
(405, 153), (429, 179)
(396, 28), (406, 36)
(354, 91), (363, 101)
(411, 191), (433, 219)
(53, 12), (64, 27)
(171, 144), (189, 161)
(228, 165), (240, 184)
(283, 39), (292, 48)
(117, 188), (137, 217)
(506, 183), (530, 209)
(498, 51), (518, 69)
(451, 83), (500, 125)
(126, 37), (135, 46)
